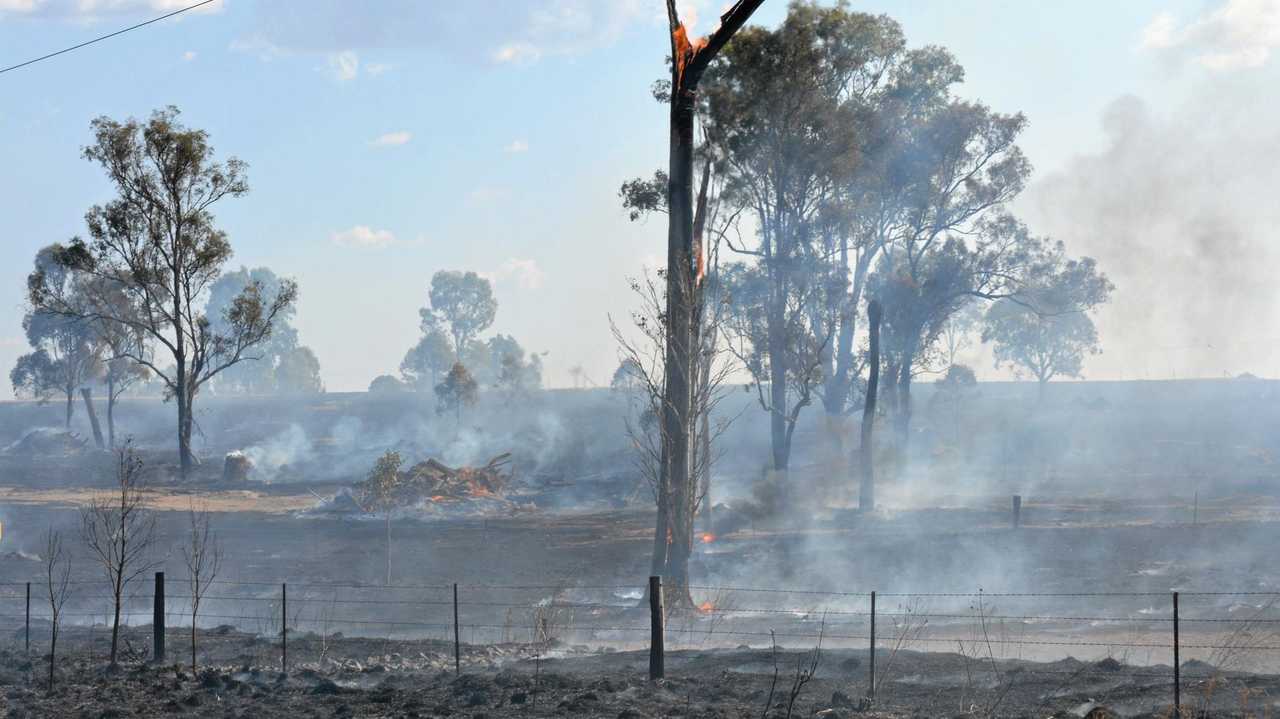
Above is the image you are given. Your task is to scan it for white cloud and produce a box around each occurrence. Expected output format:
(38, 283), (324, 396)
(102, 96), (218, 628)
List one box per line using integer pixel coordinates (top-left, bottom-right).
(1139, 0), (1280, 70)
(492, 42), (542, 64)
(328, 50), (359, 81)
(371, 130), (412, 147)
(182, 50), (196, 62)
(12, 0), (226, 19)
(492, 258), (546, 290)
(365, 62), (392, 76)
(330, 225), (395, 248)
(503, 139), (529, 153)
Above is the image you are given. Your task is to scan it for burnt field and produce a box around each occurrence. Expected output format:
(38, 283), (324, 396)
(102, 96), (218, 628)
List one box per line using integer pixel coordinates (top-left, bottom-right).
(3, 381), (1280, 716)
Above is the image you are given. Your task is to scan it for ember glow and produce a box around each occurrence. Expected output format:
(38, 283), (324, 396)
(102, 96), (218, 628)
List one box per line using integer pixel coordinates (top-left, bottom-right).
(700, 532), (716, 544)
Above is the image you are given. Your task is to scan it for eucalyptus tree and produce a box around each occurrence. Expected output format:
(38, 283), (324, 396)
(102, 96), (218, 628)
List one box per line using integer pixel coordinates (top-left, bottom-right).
(29, 107), (296, 476)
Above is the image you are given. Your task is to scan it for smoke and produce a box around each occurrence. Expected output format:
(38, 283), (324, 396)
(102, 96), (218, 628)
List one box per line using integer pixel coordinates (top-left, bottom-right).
(1020, 76), (1280, 379)
(241, 423), (310, 482)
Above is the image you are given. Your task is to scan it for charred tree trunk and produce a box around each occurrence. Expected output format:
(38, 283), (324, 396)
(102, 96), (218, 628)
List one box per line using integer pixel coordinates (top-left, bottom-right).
(768, 318), (790, 472)
(109, 578), (122, 665)
(656, 0), (763, 605)
(64, 390), (73, 429)
(176, 359), (192, 479)
(106, 375), (116, 449)
(860, 301), (881, 511)
(895, 359), (913, 451)
(82, 389), (105, 450)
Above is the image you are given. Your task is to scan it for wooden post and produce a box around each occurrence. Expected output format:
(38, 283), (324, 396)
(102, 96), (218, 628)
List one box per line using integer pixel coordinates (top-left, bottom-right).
(649, 576), (664, 680)
(281, 583), (287, 673)
(1012, 495), (1022, 528)
(153, 572), (165, 663)
(868, 591), (876, 700)
(1173, 591), (1180, 713)
(25, 582), (30, 653)
(453, 583), (460, 676)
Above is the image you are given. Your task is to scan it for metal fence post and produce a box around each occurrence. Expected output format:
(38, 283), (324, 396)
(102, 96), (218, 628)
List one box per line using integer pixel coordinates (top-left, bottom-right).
(281, 583), (288, 673)
(25, 582), (30, 653)
(868, 590), (876, 701)
(153, 572), (165, 663)
(453, 583), (461, 676)
(649, 576), (664, 680)
(1173, 591), (1180, 713)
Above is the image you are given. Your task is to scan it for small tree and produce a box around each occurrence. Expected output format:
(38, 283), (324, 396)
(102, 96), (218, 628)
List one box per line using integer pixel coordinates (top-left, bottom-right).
(360, 450), (403, 585)
(400, 324), (453, 391)
(43, 528), (73, 691)
(181, 502), (222, 673)
(11, 312), (102, 429)
(933, 364), (977, 445)
(12, 245), (105, 428)
(81, 441), (158, 666)
(275, 346), (324, 394)
(983, 302), (1100, 402)
(435, 363), (478, 425)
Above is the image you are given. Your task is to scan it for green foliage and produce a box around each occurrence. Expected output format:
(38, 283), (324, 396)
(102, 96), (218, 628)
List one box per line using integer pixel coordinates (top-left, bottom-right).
(368, 374), (407, 394)
(11, 246), (103, 412)
(360, 450), (403, 513)
(434, 362), (478, 421)
(275, 346), (324, 394)
(983, 303), (1101, 385)
(207, 267), (309, 395)
(423, 271), (497, 358)
(400, 326), (453, 391)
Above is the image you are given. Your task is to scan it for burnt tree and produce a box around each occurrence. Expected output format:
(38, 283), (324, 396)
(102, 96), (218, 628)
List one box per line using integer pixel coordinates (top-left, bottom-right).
(659, 0), (764, 602)
(859, 300), (881, 511)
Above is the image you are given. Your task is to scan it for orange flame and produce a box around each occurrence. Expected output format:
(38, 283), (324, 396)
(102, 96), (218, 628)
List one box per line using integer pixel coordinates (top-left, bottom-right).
(698, 600), (714, 612)
(672, 23), (707, 86)
(700, 532), (716, 544)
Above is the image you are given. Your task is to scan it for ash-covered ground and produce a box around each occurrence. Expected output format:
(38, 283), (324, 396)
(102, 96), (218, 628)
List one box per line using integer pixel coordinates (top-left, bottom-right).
(3, 622), (1276, 718)
(3, 382), (1280, 716)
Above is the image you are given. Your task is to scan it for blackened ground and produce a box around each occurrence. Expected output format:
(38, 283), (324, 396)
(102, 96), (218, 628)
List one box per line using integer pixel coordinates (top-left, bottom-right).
(1, 623), (1276, 718)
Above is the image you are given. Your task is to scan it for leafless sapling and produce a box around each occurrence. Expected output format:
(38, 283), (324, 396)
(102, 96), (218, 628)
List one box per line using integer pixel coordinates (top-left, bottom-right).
(182, 501), (222, 673)
(43, 528), (73, 691)
(81, 441), (159, 666)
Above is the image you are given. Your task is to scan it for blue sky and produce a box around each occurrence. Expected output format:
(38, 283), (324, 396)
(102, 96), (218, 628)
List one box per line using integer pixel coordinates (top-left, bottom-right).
(2, 0), (1277, 397)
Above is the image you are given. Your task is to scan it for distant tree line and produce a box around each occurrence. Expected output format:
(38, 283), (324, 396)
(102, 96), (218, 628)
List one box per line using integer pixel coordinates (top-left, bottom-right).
(370, 269), (545, 415)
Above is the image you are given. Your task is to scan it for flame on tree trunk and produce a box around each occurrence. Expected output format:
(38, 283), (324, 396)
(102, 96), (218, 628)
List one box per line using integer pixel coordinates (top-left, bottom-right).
(654, 0), (764, 605)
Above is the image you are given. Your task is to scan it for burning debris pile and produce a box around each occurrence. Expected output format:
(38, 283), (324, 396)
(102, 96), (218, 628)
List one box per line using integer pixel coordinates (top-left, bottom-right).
(352, 452), (514, 510)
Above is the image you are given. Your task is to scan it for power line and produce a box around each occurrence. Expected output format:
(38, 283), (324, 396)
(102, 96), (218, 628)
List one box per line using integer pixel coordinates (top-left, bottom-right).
(0, 0), (215, 76)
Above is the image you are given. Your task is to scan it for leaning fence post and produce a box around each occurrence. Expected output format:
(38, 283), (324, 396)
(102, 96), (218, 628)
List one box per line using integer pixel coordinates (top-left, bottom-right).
(649, 576), (664, 680)
(453, 583), (461, 676)
(281, 583), (288, 673)
(25, 582), (30, 653)
(153, 571), (165, 663)
(1173, 591), (1180, 713)
(868, 590), (876, 701)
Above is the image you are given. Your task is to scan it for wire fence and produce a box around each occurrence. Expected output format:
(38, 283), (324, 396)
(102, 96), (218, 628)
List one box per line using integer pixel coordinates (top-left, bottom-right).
(4, 575), (1280, 711)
